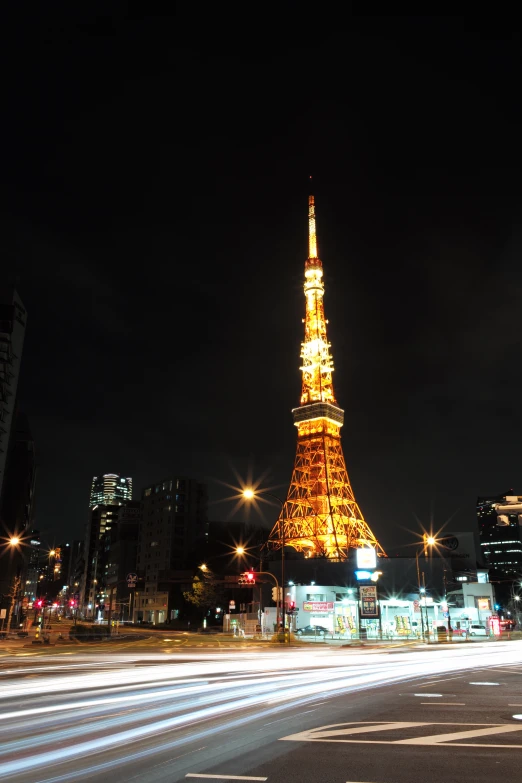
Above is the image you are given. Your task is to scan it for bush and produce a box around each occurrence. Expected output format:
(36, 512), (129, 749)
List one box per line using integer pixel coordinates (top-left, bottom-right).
(69, 624), (111, 641)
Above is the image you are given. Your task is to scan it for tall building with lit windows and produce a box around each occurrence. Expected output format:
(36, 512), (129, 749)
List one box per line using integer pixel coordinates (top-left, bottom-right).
(90, 474), (132, 507)
(477, 491), (522, 583)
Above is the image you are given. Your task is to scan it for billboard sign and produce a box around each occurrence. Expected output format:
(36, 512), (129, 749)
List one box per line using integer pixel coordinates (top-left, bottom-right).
(360, 585), (379, 618)
(303, 601), (334, 612)
(356, 547), (377, 570)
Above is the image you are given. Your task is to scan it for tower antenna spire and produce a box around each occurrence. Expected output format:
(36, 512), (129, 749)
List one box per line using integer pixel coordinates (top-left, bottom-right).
(308, 176), (318, 259)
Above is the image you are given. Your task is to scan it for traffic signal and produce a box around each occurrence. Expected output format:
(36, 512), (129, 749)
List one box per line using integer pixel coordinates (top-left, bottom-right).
(35, 599), (43, 608)
(272, 587), (279, 602)
(288, 600), (296, 612)
(69, 600), (76, 607)
(245, 571), (255, 585)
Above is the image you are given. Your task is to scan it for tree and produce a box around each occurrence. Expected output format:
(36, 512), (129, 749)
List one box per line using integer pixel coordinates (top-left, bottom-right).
(6, 576), (21, 633)
(183, 570), (223, 617)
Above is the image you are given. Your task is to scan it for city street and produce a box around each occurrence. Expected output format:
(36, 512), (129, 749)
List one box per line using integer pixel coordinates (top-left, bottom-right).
(1, 638), (522, 782)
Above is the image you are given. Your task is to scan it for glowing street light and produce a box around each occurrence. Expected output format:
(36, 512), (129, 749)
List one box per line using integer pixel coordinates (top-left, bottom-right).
(243, 487), (287, 639)
(235, 546), (245, 556)
(199, 564), (208, 572)
(416, 534), (436, 642)
(9, 537), (20, 547)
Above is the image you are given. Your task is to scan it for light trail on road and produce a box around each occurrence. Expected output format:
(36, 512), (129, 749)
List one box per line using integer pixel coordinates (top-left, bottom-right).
(0, 641), (521, 783)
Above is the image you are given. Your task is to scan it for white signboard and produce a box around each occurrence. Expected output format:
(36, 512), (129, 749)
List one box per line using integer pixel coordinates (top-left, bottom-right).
(356, 547), (376, 570)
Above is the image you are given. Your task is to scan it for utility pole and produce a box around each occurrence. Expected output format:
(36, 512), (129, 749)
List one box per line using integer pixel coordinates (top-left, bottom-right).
(416, 549), (426, 641)
(443, 569), (453, 637)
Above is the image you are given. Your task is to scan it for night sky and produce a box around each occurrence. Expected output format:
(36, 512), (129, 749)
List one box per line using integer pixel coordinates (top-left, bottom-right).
(4, 12), (522, 550)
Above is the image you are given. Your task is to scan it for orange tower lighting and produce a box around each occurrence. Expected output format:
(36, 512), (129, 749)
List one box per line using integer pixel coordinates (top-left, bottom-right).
(268, 194), (386, 561)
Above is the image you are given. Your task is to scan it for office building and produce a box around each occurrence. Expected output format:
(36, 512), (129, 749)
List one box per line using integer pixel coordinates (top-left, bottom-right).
(0, 288), (27, 504)
(104, 501), (141, 621)
(23, 529), (41, 604)
(477, 491), (522, 583)
(135, 477), (207, 624)
(0, 410), (36, 620)
(90, 474), (132, 507)
(81, 503), (121, 617)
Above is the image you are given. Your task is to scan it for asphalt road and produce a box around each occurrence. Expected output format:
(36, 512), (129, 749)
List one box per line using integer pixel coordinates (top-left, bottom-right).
(1, 638), (522, 783)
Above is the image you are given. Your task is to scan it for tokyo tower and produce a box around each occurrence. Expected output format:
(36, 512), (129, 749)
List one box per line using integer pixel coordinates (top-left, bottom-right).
(268, 194), (386, 560)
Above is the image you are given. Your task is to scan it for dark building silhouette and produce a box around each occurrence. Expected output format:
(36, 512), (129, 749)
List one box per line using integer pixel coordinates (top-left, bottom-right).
(0, 288), (27, 503)
(105, 501), (141, 621)
(135, 477), (207, 624)
(0, 411), (36, 624)
(81, 503), (121, 618)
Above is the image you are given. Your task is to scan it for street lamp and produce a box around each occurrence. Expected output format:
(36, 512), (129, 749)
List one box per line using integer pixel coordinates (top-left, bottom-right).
(415, 534), (436, 642)
(243, 488), (287, 638)
(9, 537), (20, 547)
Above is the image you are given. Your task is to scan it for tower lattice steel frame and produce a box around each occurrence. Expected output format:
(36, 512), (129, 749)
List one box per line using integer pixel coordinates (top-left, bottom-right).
(268, 194), (386, 560)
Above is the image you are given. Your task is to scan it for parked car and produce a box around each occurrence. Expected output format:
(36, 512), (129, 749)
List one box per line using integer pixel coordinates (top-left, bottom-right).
(295, 625), (329, 637)
(468, 624), (487, 637)
(451, 627), (467, 637)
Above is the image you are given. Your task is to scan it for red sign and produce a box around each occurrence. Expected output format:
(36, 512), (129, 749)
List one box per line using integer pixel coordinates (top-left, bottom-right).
(303, 601), (334, 612)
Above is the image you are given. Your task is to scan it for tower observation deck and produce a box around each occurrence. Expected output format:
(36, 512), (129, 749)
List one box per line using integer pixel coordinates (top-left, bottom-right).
(268, 195), (385, 560)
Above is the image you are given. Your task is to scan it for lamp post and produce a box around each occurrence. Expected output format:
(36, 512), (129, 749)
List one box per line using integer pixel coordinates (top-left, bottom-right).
(243, 489), (287, 639)
(415, 534), (436, 642)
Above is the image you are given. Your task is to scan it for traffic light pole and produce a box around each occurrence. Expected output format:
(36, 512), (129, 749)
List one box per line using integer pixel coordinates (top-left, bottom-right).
(240, 571), (281, 630)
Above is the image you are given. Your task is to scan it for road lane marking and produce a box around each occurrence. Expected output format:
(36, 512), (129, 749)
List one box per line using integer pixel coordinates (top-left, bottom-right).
(185, 776), (267, 781)
(420, 703), (465, 705)
(396, 725), (522, 745)
(282, 721), (425, 742)
(414, 694), (444, 697)
(469, 682), (499, 685)
(280, 721), (522, 748)
(415, 675), (465, 687)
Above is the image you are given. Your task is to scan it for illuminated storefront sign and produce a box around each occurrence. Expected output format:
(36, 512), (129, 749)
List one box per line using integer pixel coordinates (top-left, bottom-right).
(360, 585), (379, 618)
(303, 601), (334, 612)
(356, 547), (377, 570)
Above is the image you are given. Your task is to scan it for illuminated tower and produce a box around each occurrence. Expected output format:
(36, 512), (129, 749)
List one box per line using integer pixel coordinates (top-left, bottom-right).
(268, 195), (385, 560)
